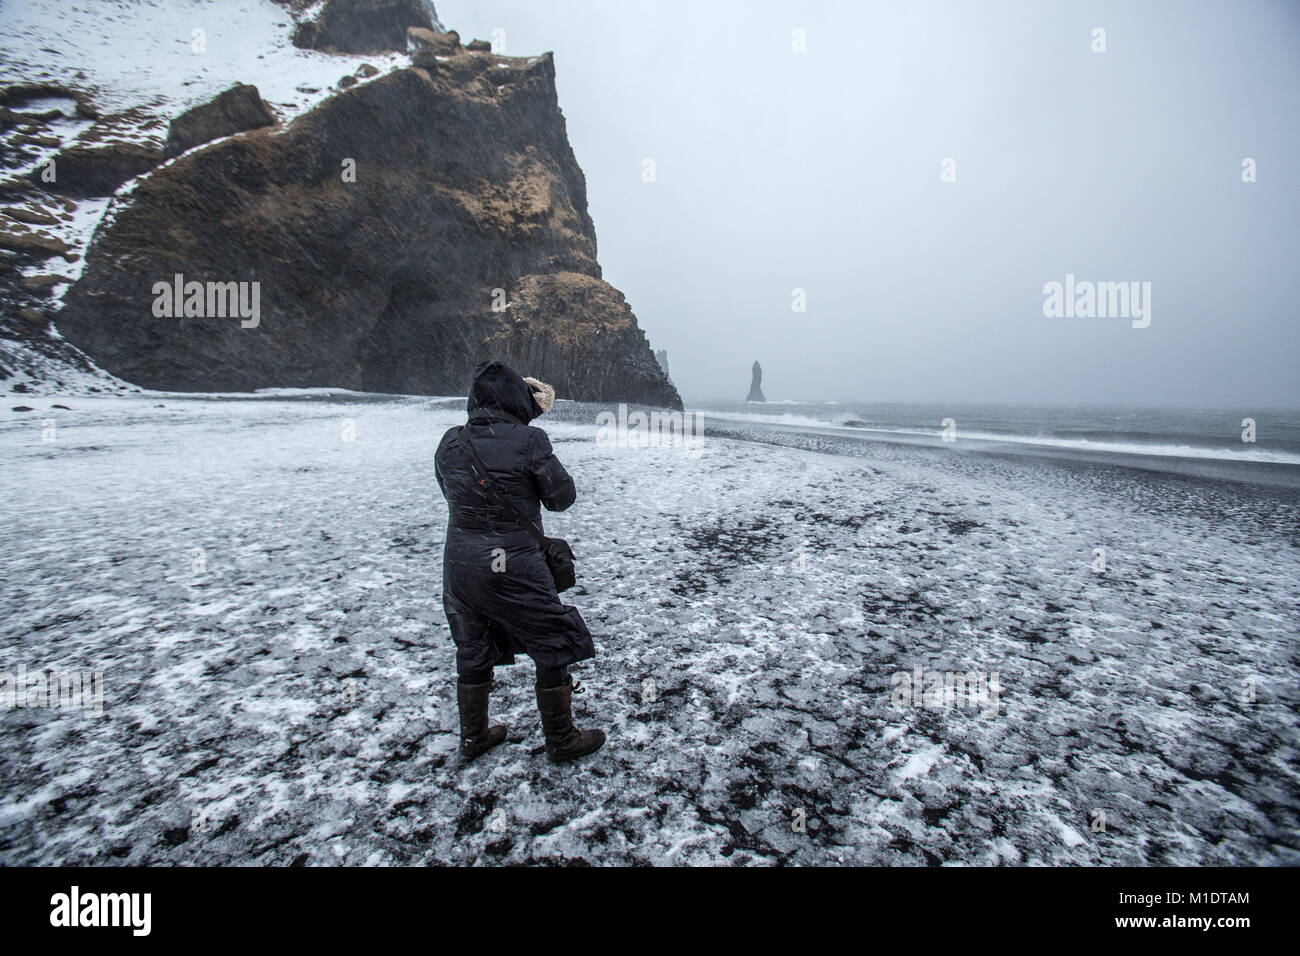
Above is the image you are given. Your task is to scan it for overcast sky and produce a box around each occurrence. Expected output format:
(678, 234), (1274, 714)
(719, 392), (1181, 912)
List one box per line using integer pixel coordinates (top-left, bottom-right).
(437, 0), (1299, 407)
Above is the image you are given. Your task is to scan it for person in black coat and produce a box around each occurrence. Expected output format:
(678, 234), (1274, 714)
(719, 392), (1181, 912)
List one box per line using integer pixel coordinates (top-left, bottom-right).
(435, 360), (605, 763)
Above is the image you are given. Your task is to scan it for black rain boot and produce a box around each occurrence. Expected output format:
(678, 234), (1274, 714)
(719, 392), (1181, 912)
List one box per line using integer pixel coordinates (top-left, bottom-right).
(457, 680), (507, 763)
(535, 677), (605, 763)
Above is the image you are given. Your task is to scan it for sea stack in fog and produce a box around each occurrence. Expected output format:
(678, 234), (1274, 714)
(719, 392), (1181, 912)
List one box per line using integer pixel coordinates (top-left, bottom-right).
(746, 361), (766, 402)
(655, 349), (672, 383)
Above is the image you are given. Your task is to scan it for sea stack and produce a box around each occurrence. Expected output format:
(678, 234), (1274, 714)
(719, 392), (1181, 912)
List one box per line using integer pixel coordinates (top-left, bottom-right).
(655, 349), (671, 383)
(746, 360), (766, 402)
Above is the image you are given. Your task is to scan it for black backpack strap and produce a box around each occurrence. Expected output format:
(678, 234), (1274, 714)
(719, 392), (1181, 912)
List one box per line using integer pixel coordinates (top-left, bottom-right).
(456, 427), (550, 549)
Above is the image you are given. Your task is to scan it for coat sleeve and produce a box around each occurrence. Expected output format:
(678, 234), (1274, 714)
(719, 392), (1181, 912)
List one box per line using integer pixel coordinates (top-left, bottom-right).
(434, 431), (450, 498)
(529, 428), (576, 512)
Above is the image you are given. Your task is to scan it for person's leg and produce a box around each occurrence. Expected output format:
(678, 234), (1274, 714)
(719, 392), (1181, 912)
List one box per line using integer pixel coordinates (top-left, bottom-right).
(535, 664), (568, 688)
(445, 606), (507, 762)
(486, 552), (603, 761)
(533, 659), (603, 762)
(447, 606), (497, 678)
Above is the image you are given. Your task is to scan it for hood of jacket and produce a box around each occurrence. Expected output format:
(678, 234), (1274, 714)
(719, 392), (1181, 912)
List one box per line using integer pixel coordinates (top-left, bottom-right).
(466, 359), (540, 424)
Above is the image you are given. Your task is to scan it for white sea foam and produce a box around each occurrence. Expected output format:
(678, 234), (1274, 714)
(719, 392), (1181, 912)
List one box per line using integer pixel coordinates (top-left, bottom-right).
(699, 411), (1300, 465)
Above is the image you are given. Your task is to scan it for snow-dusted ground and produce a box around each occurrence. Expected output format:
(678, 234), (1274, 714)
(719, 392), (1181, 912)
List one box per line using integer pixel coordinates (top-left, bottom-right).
(1, 394), (1297, 865)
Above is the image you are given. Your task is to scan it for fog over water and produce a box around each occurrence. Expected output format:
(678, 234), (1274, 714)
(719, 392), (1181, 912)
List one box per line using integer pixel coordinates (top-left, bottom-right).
(438, 0), (1300, 408)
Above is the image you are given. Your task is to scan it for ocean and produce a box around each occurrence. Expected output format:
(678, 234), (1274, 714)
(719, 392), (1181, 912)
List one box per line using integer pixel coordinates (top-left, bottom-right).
(687, 400), (1300, 488)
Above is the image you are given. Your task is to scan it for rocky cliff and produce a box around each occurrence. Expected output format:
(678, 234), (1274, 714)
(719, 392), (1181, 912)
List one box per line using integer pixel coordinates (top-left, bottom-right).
(2, 1), (680, 407)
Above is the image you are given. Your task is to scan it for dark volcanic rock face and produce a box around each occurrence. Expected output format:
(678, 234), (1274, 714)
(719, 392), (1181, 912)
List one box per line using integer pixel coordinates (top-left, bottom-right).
(56, 53), (681, 407)
(164, 84), (277, 160)
(287, 0), (439, 53)
(40, 142), (162, 198)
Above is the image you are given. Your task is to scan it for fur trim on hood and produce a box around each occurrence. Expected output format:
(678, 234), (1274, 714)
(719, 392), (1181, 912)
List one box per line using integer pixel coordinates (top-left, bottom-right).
(522, 377), (555, 414)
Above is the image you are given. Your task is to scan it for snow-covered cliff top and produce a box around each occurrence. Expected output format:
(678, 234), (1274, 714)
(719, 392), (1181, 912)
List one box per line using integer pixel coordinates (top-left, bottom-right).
(0, 0), (409, 146)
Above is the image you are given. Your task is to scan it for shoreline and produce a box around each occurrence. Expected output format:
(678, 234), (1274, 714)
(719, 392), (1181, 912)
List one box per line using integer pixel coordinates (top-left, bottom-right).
(706, 419), (1300, 496)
